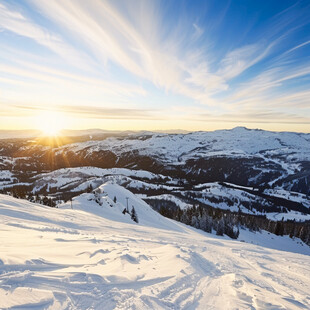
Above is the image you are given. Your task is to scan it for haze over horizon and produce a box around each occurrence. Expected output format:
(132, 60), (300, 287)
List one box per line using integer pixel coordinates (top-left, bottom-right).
(1, 0), (310, 133)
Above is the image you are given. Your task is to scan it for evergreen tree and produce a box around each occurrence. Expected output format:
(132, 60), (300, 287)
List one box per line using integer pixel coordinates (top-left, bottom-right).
(216, 218), (224, 236)
(86, 184), (93, 193)
(42, 196), (49, 206)
(275, 221), (284, 236)
(27, 193), (34, 202)
(94, 190), (102, 206)
(131, 206), (139, 223)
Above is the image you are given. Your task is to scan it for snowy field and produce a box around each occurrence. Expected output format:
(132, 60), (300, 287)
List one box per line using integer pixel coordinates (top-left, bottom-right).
(1, 192), (310, 309)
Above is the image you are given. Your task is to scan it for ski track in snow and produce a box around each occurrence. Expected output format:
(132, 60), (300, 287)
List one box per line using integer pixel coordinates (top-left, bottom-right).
(0, 194), (310, 309)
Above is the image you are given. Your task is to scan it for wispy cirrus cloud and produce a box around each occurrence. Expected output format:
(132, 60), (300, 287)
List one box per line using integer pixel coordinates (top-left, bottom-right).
(222, 62), (310, 109)
(0, 60), (146, 97)
(0, 0), (309, 130)
(28, 0), (226, 101)
(0, 2), (148, 110)
(186, 108), (310, 124)
(217, 42), (275, 80)
(12, 104), (158, 120)
(0, 2), (91, 69)
(192, 23), (204, 41)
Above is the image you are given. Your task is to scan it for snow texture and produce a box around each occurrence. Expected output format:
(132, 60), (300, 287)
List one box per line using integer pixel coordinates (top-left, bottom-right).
(1, 189), (310, 310)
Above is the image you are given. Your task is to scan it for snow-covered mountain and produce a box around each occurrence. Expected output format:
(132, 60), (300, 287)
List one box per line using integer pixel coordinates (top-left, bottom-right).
(1, 192), (310, 309)
(1, 127), (309, 194)
(1, 127), (310, 231)
(66, 126), (310, 163)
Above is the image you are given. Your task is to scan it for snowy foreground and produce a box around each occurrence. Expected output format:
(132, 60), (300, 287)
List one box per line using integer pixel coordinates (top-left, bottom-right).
(1, 192), (310, 309)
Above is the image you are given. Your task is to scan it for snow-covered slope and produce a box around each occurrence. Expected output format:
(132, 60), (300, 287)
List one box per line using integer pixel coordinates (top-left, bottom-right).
(1, 194), (310, 309)
(61, 182), (185, 232)
(3, 165), (309, 222)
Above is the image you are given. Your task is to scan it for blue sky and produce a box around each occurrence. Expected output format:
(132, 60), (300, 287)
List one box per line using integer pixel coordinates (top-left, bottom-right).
(0, 0), (310, 132)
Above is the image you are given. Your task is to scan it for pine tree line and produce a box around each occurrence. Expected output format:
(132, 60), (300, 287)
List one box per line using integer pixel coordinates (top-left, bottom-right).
(1, 187), (56, 208)
(159, 204), (239, 239)
(151, 201), (310, 245)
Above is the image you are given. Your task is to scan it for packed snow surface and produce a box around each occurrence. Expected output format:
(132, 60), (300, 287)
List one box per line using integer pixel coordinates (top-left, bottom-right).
(0, 192), (310, 310)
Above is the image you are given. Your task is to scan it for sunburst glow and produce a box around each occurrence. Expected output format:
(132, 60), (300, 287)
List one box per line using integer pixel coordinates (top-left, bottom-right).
(35, 111), (66, 136)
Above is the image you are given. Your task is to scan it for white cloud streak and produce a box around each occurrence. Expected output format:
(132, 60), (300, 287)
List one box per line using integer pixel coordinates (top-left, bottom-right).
(217, 42), (275, 80)
(0, 3), (91, 70)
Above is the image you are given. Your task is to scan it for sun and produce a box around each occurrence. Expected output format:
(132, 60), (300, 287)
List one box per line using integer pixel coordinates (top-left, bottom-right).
(35, 111), (66, 136)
